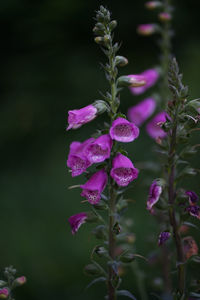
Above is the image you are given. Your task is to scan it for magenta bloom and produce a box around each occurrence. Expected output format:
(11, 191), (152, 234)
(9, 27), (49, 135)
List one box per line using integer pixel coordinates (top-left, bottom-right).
(146, 111), (167, 139)
(147, 180), (162, 211)
(110, 153), (139, 187)
(0, 288), (9, 299)
(86, 134), (113, 163)
(158, 231), (171, 246)
(129, 69), (159, 95)
(186, 206), (200, 219)
(68, 212), (87, 234)
(67, 138), (94, 177)
(158, 12), (172, 22)
(137, 24), (155, 36)
(67, 104), (97, 130)
(185, 191), (199, 205)
(15, 276), (27, 286)
(127, 98), (156, 126)
(109, 117), (139, 143)
(80, 169), (108, 204)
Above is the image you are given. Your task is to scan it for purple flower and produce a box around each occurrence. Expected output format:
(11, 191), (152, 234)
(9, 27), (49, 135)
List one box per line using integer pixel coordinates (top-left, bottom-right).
(67, 104), (97, 130)
(186, 205), (200, 219)
(110, 153), (139, 187)
(14, 276), (27, 286)
(0, 288), (9, 299)
(67, 138), (94, 177)
(147, 180), (162, 211)
(146, 111), (167, 139)
(185, 190), (199, 205)
(86, 134), (113, 163)
(127, 98), (156, 126)
(145, 1), (162, 9)
(68, 212), (87, 235)
(158, 231), (171, 246)
(129, 69), (159, 95)
(158, 12), (172, 22)
(109, 117), (139, 143)
(127, 75), (147, 87)
(137, 24), (156, 36)
(80, 169), (108, 204)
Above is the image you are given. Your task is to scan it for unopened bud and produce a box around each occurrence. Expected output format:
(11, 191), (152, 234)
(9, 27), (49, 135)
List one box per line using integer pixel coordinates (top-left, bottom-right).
(95, 246), (108, 258)
(117, 75), (146, 88)
(84, 264), (102, 276)
(13, 276), (26, 287)
(0, 288), (9, 299)
(92, 225), (107, 240)
(94, 36), (105, 45)
(93, 100), (110, 114)
(103, 34), (111, 44)
(158, 12), (172, 22)
(137, 24), (156, 36)
(145, 1), (162, 10)
(186, 99), (200, 113)
(110, 20), (117, 31)
(120, 253), (135, 263)
(115, 56), (128, 67)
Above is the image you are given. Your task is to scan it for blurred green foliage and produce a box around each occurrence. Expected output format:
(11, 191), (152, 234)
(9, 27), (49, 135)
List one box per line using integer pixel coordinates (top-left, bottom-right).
(0, 0), (200, 299)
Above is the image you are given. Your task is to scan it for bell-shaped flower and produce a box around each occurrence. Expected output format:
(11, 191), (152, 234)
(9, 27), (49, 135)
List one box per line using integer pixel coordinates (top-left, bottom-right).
(127, 98), (156, 126)
(186, 205), (200, 219)
(146, 111), (167, 139)
(110, 153), (139, 187)
(67, 138), (94, 177)
(80, 169), (108, 204)
(86, 134), (113, 163)
(68, 212), (87, 234)
(137, 24), (156, 36)
(67, 104), (97, 130)
(109, 117), (139, 143)
(158, 231), (171, 246)
(129, 69), (159, 95)
(147, 180), (162, 211)
(0, 288), (9, 299)
(185, 190), (199, 205)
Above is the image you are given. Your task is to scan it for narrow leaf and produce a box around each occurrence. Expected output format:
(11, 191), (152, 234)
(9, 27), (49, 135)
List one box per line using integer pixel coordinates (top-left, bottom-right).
(85, 277), (106, 290)
(116, 290), (137, 300)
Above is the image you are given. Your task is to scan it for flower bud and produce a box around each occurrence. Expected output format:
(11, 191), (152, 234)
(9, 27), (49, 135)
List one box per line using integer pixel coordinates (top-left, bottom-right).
(94, 36), (105, 45)
(95, 246), (108, 258)
(158, 12), (172, 22)
(186, 99), (200, 113)
(145, 1), (162, 10)
(110, 20), (117, 31)
(115, 56), (128, 67)
(13, 276), (26, 287)
(118, 75), (146, 88)
(92, 225), (107, 240)
(137, 24), (157, 36)
(0, 288), (9, 299)
(120, 253), (135, 263)
(84, 264), (102, 276)
(93, 100), (110, 114)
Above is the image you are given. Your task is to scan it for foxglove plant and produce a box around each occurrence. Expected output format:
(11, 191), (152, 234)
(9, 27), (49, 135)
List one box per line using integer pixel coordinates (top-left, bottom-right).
(0, 266), (26, 300)
(67, 6), (143, 300)
(148, 58), (200, 299)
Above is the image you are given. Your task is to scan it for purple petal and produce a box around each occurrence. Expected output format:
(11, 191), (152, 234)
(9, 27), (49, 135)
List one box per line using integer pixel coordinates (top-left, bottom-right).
(68, 212), (87, 234)
(185, 190), (199, 205)
(86, 134), (113, 163)
(109, 117), (139, 142)
(129, 69), (159, 95)
(146, 111), (168, 139)
(67, 104), (97, 130)
(158, 231), (171, 246)
(147, 180), (162, 211)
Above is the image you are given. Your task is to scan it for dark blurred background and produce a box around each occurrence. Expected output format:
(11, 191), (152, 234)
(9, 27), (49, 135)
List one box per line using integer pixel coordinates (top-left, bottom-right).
(1, 0), (200, 299)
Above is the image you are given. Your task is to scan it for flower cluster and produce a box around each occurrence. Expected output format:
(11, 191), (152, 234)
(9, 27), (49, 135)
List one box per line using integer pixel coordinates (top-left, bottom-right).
(185, 190), (200, 219)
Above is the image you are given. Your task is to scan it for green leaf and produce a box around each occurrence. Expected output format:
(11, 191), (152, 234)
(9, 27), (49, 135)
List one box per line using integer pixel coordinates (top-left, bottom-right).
(182, 221), (200, 231)
(85, 277), (106, 290)
(116, 290), (137, 300)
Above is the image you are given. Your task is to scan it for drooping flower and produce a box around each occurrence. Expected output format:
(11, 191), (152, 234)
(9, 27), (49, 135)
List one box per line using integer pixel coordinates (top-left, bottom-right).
(67, 138), (94, 177)
(68, 212), (87, 235)
(67, 104), (97, 130)
(158, 12), (172, 22)
(110, 153), (139, 187)
(147, 180), (162, 211)
(129, 69), (159, 95)
(183, 236), (199, 260)
(146, 111), (167, 139)
(109, 117), (139, 142)
(127, 98), (156, 126)
(0, 288), (9, 299)
(158, 231), (171, 246)
(86, 134), (113, 163)
(80, 169), (108, 204)
(186, 205), (200, 219)
(137, 24), (156, 36)
(145, 1), (162, 10)
(185, 190), (199, 205)
(127, 75), (147, 87)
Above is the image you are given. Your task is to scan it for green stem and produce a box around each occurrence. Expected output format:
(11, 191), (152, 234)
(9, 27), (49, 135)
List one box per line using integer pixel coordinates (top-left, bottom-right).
(168, 108), (185, 298)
